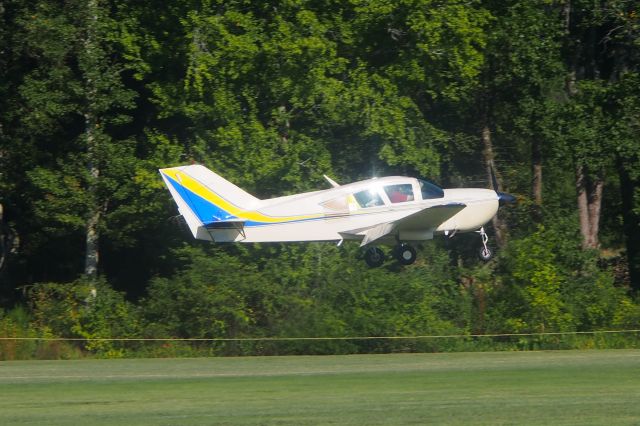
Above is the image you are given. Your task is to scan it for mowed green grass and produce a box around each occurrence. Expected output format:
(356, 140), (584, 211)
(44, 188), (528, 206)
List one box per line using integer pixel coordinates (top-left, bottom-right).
(1, 350), (639, 425)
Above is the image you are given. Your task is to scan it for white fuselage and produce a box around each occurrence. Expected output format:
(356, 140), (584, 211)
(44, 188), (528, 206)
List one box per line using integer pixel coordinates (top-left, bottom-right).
(204, 177), (499, 244)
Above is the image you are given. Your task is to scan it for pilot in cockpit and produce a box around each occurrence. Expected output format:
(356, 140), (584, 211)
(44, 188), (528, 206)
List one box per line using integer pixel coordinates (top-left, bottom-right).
(388, 185), (414, 203)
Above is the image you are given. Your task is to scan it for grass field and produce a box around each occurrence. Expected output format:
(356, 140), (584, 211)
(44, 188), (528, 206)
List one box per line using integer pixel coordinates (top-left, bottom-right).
(1, 350), (639, 425)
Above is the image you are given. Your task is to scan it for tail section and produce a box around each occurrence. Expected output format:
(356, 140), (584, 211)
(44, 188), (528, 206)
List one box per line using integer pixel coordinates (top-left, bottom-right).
(159, 165), (260, 240)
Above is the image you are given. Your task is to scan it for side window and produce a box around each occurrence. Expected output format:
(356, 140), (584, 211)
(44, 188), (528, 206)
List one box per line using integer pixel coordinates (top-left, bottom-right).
(384, 184), (415, 204)
(419, 179), (444, 199)
(320, 196), (348, 213)
(353, 189), (384, 208)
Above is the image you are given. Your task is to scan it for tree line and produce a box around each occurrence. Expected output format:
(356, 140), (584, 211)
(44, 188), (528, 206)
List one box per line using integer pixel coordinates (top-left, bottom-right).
(1, 0), (640, 358)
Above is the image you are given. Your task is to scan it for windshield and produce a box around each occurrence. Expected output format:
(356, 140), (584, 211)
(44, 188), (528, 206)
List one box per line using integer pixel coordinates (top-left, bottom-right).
(418, 179), (444, 199)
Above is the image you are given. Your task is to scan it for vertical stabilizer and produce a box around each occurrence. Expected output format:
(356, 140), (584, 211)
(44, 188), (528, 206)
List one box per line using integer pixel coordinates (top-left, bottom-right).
(159, 165), (259, 240)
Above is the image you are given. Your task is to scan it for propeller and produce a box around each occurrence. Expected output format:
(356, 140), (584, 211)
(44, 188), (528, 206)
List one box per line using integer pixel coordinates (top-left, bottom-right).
(489, 161), (516, 206)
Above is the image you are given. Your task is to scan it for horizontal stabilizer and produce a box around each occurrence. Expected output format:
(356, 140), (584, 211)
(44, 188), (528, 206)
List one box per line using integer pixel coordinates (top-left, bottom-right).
(204, 219), (246, 242)
(204, 219), (246, 229)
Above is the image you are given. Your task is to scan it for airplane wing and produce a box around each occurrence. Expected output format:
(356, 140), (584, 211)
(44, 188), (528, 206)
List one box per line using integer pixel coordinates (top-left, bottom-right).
(344, 203), (466, 246)
(359, 222), (397, 246)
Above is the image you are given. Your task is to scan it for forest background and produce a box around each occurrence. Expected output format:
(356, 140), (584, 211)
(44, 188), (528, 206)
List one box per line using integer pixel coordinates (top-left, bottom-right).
(1, 0), (640, 359)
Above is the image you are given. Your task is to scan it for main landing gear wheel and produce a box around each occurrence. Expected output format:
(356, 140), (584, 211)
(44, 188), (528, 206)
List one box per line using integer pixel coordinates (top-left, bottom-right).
(394, 243), (417, 265)
(476, 226), (493, 262)
(364, 247), (385, 268)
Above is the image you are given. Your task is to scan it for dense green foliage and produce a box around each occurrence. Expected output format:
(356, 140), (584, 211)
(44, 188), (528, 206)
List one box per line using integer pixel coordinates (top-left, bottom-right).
(1, 0), (640, 358)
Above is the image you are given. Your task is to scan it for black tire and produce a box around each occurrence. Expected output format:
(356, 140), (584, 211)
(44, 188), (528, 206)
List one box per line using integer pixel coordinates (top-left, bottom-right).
(394, 244), (417, 265)
(364, 247), (385, 267)
(478, 246), (493, 262)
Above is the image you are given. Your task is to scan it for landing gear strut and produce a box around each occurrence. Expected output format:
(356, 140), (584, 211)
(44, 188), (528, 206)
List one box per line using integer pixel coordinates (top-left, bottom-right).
(477, 226), (493, 261)
(364, 246), (385, 268)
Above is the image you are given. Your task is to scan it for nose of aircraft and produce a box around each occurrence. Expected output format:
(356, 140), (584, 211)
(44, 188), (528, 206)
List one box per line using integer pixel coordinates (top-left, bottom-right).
(497, 191), (516, 206)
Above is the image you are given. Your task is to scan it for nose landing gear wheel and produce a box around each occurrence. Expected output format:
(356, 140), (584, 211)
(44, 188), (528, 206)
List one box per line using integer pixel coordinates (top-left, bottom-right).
(478, 246), (493, 261)
(394, 243), (417, 265)
(364, 247), (385, 268)
(476, 226), (493, 261)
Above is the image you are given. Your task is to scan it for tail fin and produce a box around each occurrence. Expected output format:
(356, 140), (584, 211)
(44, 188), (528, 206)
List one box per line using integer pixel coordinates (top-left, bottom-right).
(159, 165), (260, 239)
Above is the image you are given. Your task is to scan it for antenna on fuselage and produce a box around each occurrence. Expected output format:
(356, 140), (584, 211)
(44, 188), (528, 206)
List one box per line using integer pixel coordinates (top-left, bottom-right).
(323, 175), (340, 188)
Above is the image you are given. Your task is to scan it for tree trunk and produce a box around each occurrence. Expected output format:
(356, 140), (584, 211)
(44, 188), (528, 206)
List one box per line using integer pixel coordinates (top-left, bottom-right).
(278, 105), (290, 145)
(576, 165), (590, 249)
(83, 0), (100, 279)
(575, 165), (603, 249)
(532, 139), (543, 206)
(564, 1), (603, 251)
(587, 177), (603, 248)
(84, 206), (100, 277)
(83, 110), (100, 278)
(481, 125), (507, 247)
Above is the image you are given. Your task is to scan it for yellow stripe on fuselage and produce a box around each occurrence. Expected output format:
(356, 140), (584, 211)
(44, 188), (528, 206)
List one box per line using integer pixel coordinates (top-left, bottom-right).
(161, 168), (323, 224)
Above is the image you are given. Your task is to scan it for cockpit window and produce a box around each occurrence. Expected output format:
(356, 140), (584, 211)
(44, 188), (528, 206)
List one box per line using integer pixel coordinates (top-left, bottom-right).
(419, 179), (444, 199)
(353, 188), (384, 208)
(384, 184), (415, 203)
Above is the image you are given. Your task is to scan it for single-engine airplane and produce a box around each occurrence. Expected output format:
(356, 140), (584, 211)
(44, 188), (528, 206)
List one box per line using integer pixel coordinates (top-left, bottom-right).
(159, 165), (515, 267)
